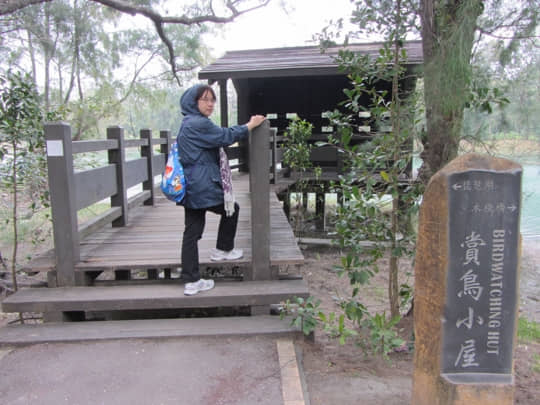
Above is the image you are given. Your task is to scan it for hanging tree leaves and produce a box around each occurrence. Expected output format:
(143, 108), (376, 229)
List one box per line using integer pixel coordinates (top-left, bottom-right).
(0, 0), (272, 85)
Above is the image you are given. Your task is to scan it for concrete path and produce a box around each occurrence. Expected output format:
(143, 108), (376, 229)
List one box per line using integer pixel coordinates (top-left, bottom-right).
(0, 335), (307, 405)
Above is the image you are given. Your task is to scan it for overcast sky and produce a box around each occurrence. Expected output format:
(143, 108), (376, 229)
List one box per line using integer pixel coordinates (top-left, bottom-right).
(206, 0), (356, 55)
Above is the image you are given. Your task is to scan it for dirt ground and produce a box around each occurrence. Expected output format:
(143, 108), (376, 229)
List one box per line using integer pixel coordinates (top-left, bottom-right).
(295, 238), (540, 405)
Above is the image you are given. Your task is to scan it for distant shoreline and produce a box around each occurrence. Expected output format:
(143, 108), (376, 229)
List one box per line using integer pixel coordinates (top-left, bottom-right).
(461, 139), (540, 165)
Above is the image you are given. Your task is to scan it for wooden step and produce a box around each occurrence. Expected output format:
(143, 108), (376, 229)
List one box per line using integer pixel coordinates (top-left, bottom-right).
(1, 279), (309, 314)
(0, 316), (303, 346)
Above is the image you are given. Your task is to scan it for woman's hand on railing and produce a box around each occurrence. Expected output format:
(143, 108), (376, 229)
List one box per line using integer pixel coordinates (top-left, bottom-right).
(246, 115), (266, 131)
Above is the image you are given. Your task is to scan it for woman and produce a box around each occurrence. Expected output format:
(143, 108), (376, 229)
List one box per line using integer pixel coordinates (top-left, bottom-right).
(177, 83), (266, 296)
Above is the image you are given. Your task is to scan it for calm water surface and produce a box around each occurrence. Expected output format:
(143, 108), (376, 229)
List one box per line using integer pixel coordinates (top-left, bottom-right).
(520, 164), (540, 239)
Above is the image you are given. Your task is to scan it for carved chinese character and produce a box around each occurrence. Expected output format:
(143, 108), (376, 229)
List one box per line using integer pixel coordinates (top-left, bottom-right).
(456, 307), (484, 330)
(472, 204), (482, 214)
(496, 203), (506, 213)
(454, 339), (480, 368)
(457, 269), (484, 301)
(461, 231), (486, 266)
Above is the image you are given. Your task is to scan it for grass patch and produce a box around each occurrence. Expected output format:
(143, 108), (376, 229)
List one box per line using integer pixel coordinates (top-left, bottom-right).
(518, 317), (540, 343)
(77, 202), (111, 224)
(0, 206), (52, 246)
(533, 354), (540, 374)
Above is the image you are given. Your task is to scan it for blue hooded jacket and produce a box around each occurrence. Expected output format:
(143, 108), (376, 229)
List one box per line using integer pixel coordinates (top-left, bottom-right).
(176, 84), (249, 209)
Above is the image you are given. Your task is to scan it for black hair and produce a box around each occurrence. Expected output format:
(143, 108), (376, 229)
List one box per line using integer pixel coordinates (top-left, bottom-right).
(196, 84), (216, 101)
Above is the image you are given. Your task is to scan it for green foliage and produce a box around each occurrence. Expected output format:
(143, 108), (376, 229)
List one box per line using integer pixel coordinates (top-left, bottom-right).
(360, 312), (404, 358)
(517, 317), (540, 374)
(533, 354), (540, 374)
(283, 117), (316, 174)
(0, 0), (208, 140)
(0, 70), (47, 289)
(326, 45), (423, 316)
(479, 1), (539, 67)
(0, 71), (42, 154)
(463, 41), (540, 143)
(280, 296), (404, 355)
(518, 317), (540, 343)
(282, 117), (322, 234)
(0, 70), (49, 209)
(280, 296), (358, 344)
(320, 311), (359, 345)
(297, 0), (421, 356)
(465, 84), (510, 114)
(280, 296), (323, 336)
(399, 282), (414, 309)
(333, 251), (381, 295)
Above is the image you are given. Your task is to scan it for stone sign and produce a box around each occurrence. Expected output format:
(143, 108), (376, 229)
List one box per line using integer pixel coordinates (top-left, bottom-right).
(443, 170), (520, 375)
(412, 153), (522, 405)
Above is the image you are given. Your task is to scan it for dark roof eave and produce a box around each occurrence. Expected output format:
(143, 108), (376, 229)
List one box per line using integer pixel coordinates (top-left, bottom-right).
(199, 66), (341, 80)
(198, 61), (423, 81)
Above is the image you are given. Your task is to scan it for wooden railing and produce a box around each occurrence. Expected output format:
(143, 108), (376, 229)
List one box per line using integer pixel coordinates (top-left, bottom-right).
(44, 121), (274, 286)
(45, 123), (173, 286)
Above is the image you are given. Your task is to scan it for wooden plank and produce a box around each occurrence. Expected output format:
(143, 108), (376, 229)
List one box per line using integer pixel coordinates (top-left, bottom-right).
(310, 146), (337, 162)
(125, 157), (148, 188)
(74, 165), (117, 210)
(124, 138), (147, 148)
(0, 316), (302, 346)
(78, 207), (122, 239)
(72, 139), (117, 154)
(127, 190), (151, 210)
(23, 174), (304, 273)
(1, 279), (309, 313)
(152, 153), (166, 176)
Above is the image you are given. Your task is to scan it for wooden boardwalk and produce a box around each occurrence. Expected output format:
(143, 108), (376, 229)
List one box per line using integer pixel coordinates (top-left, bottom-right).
(27, 173), (303, 273)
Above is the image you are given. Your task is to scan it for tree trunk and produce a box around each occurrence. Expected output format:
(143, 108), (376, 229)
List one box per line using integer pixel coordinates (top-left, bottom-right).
(43, 3), (51, 112)
(418, 0), (484, 184)
(10, 142), (19, 294)
(389, 197), (400, 318)
(387, 0), (403, 319)
(26, 29), (37, 85)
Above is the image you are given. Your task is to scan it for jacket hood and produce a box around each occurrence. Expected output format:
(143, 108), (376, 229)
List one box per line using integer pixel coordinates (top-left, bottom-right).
(180, 84), (204, 116)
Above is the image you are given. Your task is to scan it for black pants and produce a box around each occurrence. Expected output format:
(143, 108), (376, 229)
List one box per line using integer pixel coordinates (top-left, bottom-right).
(181, 202), (240, 282)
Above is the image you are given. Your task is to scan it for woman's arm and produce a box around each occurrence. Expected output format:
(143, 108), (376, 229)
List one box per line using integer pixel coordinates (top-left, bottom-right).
(183, 115), (267, 150)
(245, 115), (266, 131)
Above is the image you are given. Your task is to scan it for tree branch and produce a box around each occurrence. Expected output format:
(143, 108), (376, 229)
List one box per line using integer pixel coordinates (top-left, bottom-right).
(1, 0), (272, 84)
(92, 0), (271, 84)
(0, 0), (52, 15)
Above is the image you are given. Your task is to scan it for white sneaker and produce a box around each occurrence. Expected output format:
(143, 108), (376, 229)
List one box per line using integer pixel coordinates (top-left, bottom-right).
(184, 278), (215, 296)
(210, 248), (243, 261)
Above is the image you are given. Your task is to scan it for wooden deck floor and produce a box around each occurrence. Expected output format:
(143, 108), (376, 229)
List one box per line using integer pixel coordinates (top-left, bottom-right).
(28, 173), (303, 273)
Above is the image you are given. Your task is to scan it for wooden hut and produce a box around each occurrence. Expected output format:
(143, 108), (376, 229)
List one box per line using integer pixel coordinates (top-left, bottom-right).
(199, 40), (423, 177)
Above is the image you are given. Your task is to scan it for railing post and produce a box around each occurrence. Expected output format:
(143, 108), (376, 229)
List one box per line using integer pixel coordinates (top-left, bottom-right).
(160, 130), (172, 157)
(107, 126), (128, 226)
(140, 128), (154, 206)
(248, 120), (271, 280)
(45, 122), (78, 286)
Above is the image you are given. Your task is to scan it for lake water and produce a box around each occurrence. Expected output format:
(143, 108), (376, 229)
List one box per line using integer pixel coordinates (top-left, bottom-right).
(521, 164), (540, 240)
(412, 159), (540, 240)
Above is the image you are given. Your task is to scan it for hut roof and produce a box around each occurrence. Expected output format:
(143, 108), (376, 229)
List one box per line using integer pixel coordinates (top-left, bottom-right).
(199, 40), (423, 80)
